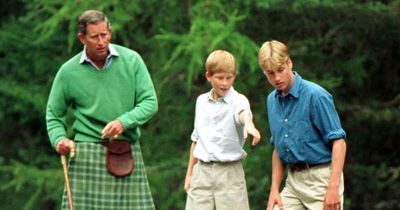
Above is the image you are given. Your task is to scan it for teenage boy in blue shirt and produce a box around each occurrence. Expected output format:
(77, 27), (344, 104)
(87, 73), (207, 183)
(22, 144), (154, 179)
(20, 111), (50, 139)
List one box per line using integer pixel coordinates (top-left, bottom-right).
(258, 40), (346, 210)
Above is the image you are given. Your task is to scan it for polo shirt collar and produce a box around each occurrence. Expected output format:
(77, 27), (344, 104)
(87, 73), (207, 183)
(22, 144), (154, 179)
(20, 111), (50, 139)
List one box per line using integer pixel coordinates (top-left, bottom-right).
(207, 87), (236, 103)
(79, 44), (119, 64)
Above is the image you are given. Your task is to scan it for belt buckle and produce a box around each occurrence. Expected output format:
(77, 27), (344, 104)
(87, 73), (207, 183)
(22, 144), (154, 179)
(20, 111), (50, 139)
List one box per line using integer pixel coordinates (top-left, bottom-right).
(305, 163), (310, 169)
(292, 163), (310, 172)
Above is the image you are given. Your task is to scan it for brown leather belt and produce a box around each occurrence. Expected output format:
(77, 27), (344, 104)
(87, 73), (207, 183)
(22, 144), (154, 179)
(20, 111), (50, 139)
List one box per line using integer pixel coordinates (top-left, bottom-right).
(290, 162), (329, 172)
(198, 160), (240, 165)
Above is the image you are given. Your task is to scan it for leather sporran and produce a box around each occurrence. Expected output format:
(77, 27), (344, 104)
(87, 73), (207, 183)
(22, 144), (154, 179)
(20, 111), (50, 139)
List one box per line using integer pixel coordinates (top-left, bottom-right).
(105, 140), (135, 177)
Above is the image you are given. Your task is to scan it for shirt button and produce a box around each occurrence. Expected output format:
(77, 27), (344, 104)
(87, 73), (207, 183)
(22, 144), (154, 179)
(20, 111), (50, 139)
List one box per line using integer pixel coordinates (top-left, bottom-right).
(284, 134), (288, 138)
(284, 119), (288, 122)
(286, 149), (290, 152)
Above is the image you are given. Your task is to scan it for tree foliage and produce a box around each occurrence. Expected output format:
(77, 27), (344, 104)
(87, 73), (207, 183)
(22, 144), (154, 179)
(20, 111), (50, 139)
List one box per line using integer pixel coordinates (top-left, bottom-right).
(0, 0), (399, 209)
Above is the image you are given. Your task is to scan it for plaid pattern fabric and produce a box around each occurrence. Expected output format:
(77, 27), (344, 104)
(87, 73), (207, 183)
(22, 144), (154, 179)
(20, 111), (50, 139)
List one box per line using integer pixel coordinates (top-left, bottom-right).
(61, 141), (155, 210)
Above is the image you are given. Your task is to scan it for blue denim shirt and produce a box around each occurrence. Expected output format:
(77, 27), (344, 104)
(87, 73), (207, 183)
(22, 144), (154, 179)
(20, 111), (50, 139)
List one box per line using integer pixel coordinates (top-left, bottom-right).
(267, 72), (346, 165)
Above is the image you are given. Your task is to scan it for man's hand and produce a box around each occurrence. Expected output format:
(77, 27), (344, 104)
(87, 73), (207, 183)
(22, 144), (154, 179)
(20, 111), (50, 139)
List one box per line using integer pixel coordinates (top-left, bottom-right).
(56, 138), (75, 157)
(101, 119), (124, 139)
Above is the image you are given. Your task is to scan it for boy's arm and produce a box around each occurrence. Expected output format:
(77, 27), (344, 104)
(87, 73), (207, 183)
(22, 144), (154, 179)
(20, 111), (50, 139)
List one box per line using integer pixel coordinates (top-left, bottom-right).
(239, 110), (261, 146)
(184, 141), (198, 192)
(324, 139), (346, 209)
(267, 149), (285, 210)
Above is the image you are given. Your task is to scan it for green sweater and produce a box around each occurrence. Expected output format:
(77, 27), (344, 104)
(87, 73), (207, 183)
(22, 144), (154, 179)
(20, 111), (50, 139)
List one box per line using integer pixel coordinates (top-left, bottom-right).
(46, 44), (158, 148)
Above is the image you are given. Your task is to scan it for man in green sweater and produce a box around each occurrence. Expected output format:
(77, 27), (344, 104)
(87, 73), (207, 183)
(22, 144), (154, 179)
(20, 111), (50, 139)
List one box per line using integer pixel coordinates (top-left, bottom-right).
(46, 10), (158, 209)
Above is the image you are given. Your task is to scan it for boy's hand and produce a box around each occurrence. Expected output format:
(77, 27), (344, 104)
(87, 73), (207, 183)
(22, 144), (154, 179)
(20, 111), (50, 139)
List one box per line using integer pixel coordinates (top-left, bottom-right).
(244, 123), (261, 146)
(184, 175), (192, 193)
(239, 110), (261, 145)
(267, 190), (283, 210)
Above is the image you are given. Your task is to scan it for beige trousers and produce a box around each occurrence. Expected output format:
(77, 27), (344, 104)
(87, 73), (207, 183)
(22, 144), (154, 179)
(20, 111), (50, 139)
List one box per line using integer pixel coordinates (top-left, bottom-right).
(186, 160), (250, 210)
(274, 164), (344, 210)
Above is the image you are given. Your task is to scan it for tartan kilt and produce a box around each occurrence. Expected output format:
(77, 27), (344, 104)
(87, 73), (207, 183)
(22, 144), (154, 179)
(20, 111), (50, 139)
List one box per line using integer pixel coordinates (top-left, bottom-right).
(61, 141), (155, 210)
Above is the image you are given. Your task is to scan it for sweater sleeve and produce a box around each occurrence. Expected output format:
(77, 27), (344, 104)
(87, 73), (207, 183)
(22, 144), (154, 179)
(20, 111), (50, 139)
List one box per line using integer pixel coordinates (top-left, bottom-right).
(46, 69), (70, 148)
(117, 54), (158, 128)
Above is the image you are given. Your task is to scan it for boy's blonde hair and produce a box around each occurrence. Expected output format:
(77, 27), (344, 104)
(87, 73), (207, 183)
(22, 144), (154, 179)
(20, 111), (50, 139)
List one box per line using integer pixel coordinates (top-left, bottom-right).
(205, 50), (236, 75)
(258, 40), (290, 71)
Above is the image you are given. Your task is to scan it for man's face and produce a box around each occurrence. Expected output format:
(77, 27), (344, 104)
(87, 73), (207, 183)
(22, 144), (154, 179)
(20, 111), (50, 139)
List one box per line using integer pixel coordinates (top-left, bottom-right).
(206, 71), (236, 100)
(78, 21), (112, 62)
(263, 59), (294, 95)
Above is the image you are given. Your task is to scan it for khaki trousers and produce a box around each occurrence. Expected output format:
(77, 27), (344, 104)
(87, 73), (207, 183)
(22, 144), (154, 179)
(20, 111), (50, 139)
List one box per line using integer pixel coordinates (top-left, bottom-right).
(186, 160), (250, 210)
(274, 164), (344, 210)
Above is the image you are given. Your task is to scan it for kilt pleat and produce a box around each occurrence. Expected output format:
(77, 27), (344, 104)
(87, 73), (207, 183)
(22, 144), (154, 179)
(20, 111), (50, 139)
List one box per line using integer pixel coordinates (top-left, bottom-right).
(61, 141), (155, 210)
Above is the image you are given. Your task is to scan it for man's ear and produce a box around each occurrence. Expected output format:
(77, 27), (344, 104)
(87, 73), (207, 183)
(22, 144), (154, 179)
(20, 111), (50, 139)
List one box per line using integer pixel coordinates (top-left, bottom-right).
(77, 32), (85, 44)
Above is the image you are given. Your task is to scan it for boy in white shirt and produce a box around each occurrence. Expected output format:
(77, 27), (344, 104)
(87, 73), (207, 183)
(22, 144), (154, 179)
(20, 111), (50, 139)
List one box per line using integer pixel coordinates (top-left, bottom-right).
(184, 50), (261, 210)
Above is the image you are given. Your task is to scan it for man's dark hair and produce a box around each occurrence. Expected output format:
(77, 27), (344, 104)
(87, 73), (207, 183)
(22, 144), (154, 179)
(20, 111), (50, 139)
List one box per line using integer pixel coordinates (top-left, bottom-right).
(78, 10), (111, 35)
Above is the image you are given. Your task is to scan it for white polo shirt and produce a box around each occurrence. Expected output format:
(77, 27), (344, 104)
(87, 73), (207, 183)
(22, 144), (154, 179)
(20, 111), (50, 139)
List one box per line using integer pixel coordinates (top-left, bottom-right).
(191, 87), (252, 162)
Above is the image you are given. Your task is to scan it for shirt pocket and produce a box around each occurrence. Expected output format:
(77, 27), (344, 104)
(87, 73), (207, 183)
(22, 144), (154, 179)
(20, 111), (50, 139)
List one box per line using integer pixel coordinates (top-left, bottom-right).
(294, 120), (311, 156)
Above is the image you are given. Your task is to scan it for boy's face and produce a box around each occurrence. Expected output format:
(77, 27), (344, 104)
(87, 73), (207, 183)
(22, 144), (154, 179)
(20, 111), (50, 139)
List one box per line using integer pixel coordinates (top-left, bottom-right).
(206, 71), (235, 100)
(263, 59), (294, 95)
